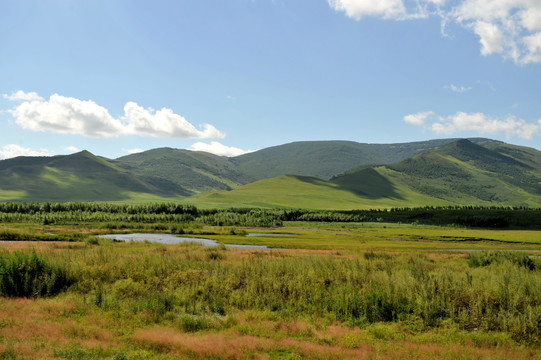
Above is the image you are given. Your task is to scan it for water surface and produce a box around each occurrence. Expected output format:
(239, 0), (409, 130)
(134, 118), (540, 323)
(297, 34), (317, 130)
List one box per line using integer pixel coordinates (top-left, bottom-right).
(99, 233), (271, 249)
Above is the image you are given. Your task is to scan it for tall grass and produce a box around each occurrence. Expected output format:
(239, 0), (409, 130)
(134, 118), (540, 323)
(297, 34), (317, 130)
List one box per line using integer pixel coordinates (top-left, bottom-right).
(0, 250), (74, 297)
(467, 250), (536, 270)
(46, 244), (541, 344)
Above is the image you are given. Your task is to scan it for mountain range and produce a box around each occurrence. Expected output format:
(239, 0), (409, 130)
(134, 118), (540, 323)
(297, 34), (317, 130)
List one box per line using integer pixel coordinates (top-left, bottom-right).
(1, 138), (540, 209)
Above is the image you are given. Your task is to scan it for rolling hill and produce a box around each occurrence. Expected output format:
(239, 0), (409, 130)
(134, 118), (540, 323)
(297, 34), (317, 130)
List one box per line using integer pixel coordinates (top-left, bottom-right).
(114, 148), (253, 193)
(1, 138), (540, 207)
(230, 138), (465, 180)
(193, 139), (541, 209)
(0, 151), (187, 201)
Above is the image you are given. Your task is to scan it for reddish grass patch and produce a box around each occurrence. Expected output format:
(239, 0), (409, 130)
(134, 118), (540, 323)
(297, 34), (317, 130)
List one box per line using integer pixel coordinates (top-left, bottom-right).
(0, 297), (117, 359)
(132, 327), (274, 357)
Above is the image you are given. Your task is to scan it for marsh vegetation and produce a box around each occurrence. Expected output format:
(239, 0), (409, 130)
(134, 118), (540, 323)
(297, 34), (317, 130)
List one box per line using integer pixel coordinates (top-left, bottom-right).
(1, 203), (541, 359)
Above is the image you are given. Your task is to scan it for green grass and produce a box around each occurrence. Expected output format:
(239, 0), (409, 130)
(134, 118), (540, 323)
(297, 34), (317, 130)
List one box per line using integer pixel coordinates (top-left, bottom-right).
(1, 212), (541, 359)
(205, 222), (541, 251)
(2, 138), (541, 208)
(189, 174), (452, 210)
(0, 151), (185, 202)
(189, 140), (541, 209)
(0, 250), (74, 297)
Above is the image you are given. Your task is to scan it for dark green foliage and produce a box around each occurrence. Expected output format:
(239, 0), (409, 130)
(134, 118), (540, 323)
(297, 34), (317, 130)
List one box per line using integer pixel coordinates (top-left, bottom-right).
(468, 251), (536, 270)
(363, 251), (391, 260)
(0, 251), (74, 297)
(0, 347), (16, 360)
(1, 202), (540, 229)
(177, 314), (215, 332)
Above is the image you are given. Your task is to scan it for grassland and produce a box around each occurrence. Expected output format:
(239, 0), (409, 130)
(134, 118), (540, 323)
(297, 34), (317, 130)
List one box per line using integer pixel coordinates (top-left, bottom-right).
(190, 175), (452, 209)
(1, 204), (541, 359)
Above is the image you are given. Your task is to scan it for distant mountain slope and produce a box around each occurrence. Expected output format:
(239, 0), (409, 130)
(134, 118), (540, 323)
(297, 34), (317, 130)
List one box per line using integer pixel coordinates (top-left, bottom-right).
(192, 140), (541, 209)
(230, 138), (496, 180)
(114, 148), (254, 193)
(333, 139), (541, 207)
(0, 151), (187, 201)
(190, 173), (450, 209)
(1, 138), (540, 206)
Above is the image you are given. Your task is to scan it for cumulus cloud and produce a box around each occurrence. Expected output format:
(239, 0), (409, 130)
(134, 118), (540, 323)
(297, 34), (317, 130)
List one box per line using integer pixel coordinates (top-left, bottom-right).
(327, 0), (541, 64)
(189, 141), (253, 157)
(473, 21), (504, 55)
(4, 91), (225, 139)
(3, 90), (44, 102)
(0, 144), (51, 160)
(403, 111), (434, 125)
(122, 102), (223, 139)
(405, 110), (541, 139)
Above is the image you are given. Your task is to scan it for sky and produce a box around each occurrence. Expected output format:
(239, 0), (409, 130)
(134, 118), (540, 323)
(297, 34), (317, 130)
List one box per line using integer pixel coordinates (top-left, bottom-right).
(1, 0), (541, 160)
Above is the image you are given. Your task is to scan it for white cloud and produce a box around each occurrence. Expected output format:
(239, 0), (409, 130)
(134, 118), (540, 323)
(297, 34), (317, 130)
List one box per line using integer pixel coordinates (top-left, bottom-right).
(3, 90), (44, 102)
(64, 146), (80, 153)
(473, 21), (504, 55)
(189, 141), (253, 157)
(522, 32), (541, 64)
(125, 148), (144, 154)
(327, 0), (407, 20)
(328, 0), (541, 64)
(449, 84), (472, 92)
(520, 6), (541, 31)
(405, 110), (541, 139)
(403, 111), (434, 125)
(5, 92), (225, 139)
(122, 102), (224, 139)
(0, 144), (51, 160)
(11, 94), (124, 138)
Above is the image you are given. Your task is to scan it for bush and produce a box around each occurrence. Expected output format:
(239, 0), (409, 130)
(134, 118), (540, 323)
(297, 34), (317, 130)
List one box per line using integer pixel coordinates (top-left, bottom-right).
(0, 250), (74, 297)
(468, 251), (536, 270)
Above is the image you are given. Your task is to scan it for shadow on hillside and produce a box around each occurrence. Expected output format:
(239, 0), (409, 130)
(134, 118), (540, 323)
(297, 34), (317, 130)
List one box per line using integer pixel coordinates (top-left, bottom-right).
(296, 168), (404, 201)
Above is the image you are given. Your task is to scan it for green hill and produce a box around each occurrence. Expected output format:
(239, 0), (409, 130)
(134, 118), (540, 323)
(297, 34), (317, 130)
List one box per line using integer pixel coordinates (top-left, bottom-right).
(1, 138), (540, 206)
(189, 173), (450, 210)
(335, 139), (541, 207)
(191, 140), (541, 209)
(114, 148), (253, 193)
(0, 151), (187, 202)
(230, 138), (487, 180)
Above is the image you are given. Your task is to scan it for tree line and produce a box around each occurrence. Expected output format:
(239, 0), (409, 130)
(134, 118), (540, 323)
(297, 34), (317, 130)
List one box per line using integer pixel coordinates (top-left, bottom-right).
(0, 202), (540, 228)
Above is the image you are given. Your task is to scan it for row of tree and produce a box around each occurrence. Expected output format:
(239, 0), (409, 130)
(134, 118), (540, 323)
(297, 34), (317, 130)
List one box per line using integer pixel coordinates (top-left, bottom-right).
(0, 202), (539, 228)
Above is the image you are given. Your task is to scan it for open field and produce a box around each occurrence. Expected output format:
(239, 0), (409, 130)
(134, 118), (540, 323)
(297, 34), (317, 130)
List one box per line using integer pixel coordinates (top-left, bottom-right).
(1, 205), (541, 359)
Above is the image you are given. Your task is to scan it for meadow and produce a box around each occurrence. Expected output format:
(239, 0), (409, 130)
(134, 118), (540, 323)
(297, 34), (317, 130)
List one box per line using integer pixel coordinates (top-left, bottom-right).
(1, 203), (541, 359)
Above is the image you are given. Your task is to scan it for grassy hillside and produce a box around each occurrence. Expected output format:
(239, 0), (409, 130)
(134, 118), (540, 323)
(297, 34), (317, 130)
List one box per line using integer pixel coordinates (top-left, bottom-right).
(191, 140), (541, 209)
(0, 151), (186, 202)
(115, 148), (253, 193)
(189, 174), (450, 209)
(1, 138), (539, 205)
(337, 139), (541, 207)
(230, 138), (484, 180)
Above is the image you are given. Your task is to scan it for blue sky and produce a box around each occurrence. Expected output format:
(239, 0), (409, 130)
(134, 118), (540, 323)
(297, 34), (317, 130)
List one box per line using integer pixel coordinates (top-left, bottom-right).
(1, 0), (540, 159)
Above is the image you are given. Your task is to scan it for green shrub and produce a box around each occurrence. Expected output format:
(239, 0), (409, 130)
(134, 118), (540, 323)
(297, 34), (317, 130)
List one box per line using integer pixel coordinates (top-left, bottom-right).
(0, 250), (74, 297)
(468, 251), (536, 270)
(177, 314), (214, 332)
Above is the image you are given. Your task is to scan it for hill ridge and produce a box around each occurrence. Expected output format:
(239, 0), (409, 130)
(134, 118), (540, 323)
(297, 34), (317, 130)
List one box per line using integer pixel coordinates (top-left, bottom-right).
(1, 138), (540, 206)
